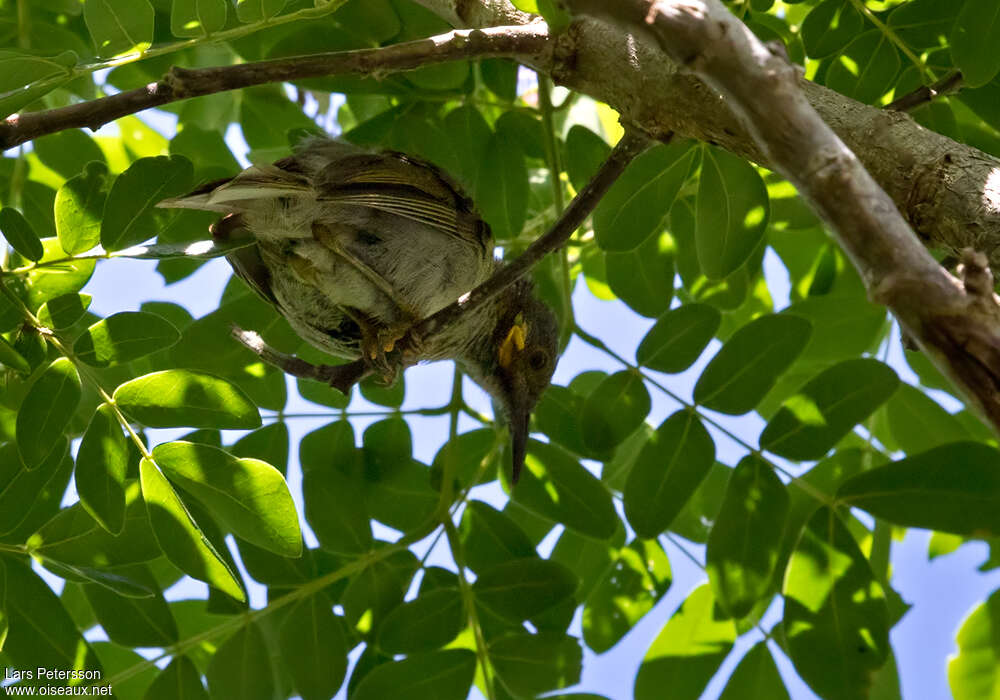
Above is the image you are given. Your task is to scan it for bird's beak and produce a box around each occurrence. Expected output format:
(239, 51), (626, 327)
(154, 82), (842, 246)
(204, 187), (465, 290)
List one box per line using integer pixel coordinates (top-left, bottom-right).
(508, 391), (531, 485)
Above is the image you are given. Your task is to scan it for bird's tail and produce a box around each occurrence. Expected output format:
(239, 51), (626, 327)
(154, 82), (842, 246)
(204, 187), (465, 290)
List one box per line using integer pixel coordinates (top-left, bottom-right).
(157, 164), (311, 213)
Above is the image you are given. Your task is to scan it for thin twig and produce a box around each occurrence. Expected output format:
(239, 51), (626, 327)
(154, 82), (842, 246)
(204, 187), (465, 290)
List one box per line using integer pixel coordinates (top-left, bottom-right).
(886, 71), (964, 112)
(0, 25), (550, 149)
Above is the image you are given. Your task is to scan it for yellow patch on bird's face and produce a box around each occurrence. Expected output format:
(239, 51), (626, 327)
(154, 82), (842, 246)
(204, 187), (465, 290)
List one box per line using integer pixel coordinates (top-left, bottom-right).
(499, 316), (527, 369)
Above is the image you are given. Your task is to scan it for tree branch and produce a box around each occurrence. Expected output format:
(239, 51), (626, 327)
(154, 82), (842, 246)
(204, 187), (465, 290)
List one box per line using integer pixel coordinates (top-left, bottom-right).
(563, 0), (1000, 438)
(885, 71), (964, 113)
(412, 0), (1000, 271)
(0, 24), (550, 150)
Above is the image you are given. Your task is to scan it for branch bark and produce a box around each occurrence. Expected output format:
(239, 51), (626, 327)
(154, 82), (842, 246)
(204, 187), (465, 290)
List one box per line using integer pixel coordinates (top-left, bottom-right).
(0, 24), (550, 150)
(561, 0), (1000, 438)
(413, 0), (1000, 272)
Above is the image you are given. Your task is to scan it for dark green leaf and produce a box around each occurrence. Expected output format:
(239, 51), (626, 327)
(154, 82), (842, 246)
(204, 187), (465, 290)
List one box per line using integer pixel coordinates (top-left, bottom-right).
(565, 125), (611, 192)
(171, 0), (228, 37)
(514, 440), (618, 540)
(606, 231), (675, 317)
(81, 567), (176, 647)
(74, 311), (180, 367)
(580, 370), (651, 452)
(303, 460), (373, 556)
(33, 129), (106, 180)
(206, 622), (273, 700)
(783, 506), (889, 700)
(694, 314), (811, 415)
(760, 358), (899, 460)
(826, 31), (901, 104)
(885, 384), (968, 454)
(0, 335), (29, 374)
(101, 156), (193, 251)
(352, 649), (475, 700)
(75, 404), (129, 534)
(624, 410), (716, 538)
(459, 500), (536, 574)
(473, 558), (577, 622)
(377, 588), (463, 654)
(594, 141), (696, 252)
(114, 370), (261, 430)
(718, 642), (791, 700)
(481, 59), (518, 101)
(140, 458), (245, 601)
(476, 130), (528, 239)
(152, 440), (301, 556)
(16, 358), (81, 469)
(0, 207), (43, 261)
(696, 146), (769, 279)
(84, 0), (154, 56)
(490, 633), (582, 697)
(279, 595), (348, 700)
(25, 239), (95, 309)
(55, 161), (110, 255)
(636, 303), (721, 373)
(951, 0), (1000, 87)
(706, 455), (788, 618)
(634, 584), (736, 700)
(837, 442), (1000, 537)
(37, 293), (92, 331)
(888, 0), (959, 51)
(583, 539), (672, 653)
(801, 0), (864, 59)
(145, 656), (209, 700)
(231, 422), (289, 475)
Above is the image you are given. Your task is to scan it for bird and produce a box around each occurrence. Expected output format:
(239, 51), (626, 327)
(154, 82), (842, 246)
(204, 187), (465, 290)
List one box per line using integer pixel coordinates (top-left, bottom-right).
(159, 136), (558, 483)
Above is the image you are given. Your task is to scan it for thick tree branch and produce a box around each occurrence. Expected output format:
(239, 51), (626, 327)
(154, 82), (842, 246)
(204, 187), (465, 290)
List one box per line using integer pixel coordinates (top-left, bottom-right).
(413, 1), (1000, 270)
(0, 24), (550, 150)
(564, 0), (1000, 437)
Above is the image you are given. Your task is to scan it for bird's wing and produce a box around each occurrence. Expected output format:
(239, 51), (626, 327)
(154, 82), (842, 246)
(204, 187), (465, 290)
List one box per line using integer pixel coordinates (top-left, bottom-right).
(314, 151), (492, 252)
(210, 213), (279, 306)
(157, 164), (311, 212)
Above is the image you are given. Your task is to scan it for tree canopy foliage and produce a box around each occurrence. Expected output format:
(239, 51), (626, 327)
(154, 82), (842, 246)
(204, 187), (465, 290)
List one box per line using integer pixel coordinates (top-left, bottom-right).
(2, 0), (1000, 698)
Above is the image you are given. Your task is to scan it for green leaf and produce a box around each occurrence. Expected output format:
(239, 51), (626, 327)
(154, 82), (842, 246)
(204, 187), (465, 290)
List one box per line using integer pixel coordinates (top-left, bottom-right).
(145, 656), (209, 700)
(583, 538), (672, 653)
(783, 293), (886, 364)
(0, 207), (43, 261)
(25, 239), (96, 309)
(760, 358), (899, 460)
(81, 568), (177, 646)
(826, 30), (901, 104)
(34, 128), (107, 180)
(236, 0), (286, 22)
(837, 442), (1000, 537)
(458, 500), (536, 574)
(353, 649), (476, 700)
(0, 49), (77, 95)
(884, 384), (969, 454)
(377, 588), (464, 654)
(801, 0), (864, 59)
(565, 125), (611, 192)
(101, 156), (193, 251)
(84, 0), (155, 56)
(694, 314), (811, 415)
(481, 59), (518, 101)
(636, 303), (722, 374)
(634, 584), (736, 700)
(55, 161), (110, 256)
(16, 358), (81, 469)
(279, 595), (348, 700)
(594, 141), (696, 251)
(783, 506), (889, 700)
(341, 549), (418, 634)
(28, 481), (161, 567)
(0, 439), (69, 539)
(948, 587), (1000, 700)
(706, 455), (788, 618)
(951, 0), (1000, 87)
(171, 0), (227, 37)
(624, 410), (716, 538)
(476, 130), (528, 239)
(75, 404), (129, 534)
(139, 458), (245, 601)
(606, 231), (675, 317)
(490, 633), (583, 697)
(1, 559), (101, 675)
(580, 370), (651, 452)
(206, 622), (273, 700)
(718, 642), (791, 700)
(73, 311), (180, 368)
(514, 440), (619, 540)
(696, 146), (769, 279)
(888, 0), (958, 51)
(302, 463), (373, 556)
(231, 422), (289, 475)
(114, 370), (261, 429)
(473, 558), (577, 622)
(0, 335), (30, 373)
(37, 293), (92, 331)
(152, 440), (301, 556)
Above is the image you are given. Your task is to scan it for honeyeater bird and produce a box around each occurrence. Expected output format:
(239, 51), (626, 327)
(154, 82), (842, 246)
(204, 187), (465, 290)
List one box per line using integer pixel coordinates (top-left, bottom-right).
(159, 137), (558, 483)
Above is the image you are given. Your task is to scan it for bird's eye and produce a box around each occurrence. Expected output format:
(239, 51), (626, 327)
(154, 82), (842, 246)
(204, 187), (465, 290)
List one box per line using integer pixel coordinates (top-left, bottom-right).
(528, 350), (549, 371)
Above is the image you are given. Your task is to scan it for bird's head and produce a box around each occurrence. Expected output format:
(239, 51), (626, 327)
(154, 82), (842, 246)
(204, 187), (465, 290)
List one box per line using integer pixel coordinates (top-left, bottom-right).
(475, 289), (559, 485)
